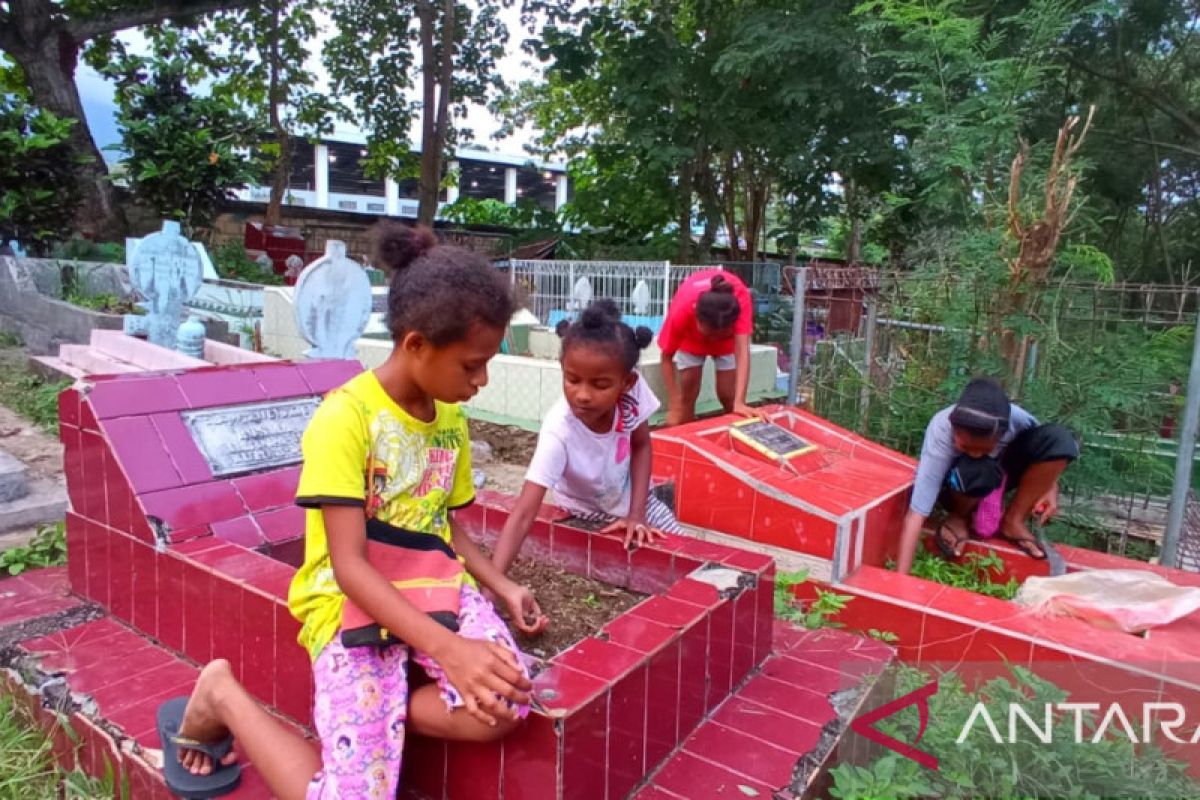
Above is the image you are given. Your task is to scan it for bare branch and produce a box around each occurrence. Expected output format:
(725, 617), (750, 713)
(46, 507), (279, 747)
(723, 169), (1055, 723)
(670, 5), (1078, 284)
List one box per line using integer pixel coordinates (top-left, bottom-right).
(68, 0), (254, 42)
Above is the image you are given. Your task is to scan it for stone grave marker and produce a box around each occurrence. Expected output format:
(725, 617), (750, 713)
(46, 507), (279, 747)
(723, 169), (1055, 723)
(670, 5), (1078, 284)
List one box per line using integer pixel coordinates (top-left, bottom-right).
(293, 240), (372, 359)
(125, 221), (204, 349)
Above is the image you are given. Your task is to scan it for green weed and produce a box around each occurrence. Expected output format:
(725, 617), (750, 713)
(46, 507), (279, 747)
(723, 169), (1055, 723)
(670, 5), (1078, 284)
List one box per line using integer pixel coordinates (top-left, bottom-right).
(0, 366), (68, 433)
(0, 521), (66, 576)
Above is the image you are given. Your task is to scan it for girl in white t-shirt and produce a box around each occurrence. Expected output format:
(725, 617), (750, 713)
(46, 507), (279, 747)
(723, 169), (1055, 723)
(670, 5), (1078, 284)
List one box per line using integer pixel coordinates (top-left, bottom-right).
(491, 300), (681, 587)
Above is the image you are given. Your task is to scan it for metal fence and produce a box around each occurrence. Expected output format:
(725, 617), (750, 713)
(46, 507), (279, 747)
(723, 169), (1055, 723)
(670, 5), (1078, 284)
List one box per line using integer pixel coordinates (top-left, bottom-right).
(784, 270), (1200, 564)
(506, 259), (713, 331)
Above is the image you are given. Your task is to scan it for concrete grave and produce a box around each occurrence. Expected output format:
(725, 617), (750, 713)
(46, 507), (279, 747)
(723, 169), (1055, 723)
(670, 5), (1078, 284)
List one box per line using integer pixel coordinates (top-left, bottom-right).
(125, 221), (204, 350)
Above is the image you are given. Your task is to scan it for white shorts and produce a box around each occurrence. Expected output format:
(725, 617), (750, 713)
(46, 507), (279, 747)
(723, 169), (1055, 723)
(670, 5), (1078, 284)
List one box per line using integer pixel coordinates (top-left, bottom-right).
(673, 351), (736, 372)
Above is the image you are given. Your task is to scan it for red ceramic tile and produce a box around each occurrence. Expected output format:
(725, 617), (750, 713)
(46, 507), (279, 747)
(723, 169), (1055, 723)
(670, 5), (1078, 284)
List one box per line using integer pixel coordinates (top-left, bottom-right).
(208, 583), (244, 682)
(140, 482), (246, 533)
(21, 617), (127, 656)
(451, 502), (487, 542)
(100, 416), (181, 494)
(831, 591), (925, 660)
(554, 638), (643, 683)
(446, 739), (502, 798)
(683, 721), (798, 788)
(297, 359), (360, 394)
(644, 641), (681, 770)
(150, 412), (214, 486)
(501, 713), (558, 800)
(88, 376), (189, 419)
(59, 386), (80, 428)
(677, 460), (757, 541)
(603, 614), (677, 655)
(104, 457), (136, 536)
(635, 786), (686, 800)
(252, 364), (311, 398)
(91, 660), (197, 717)
(274, 608), (313, 725)
(66, 512), (87, 594)
(711, 697), (824, 754)
(81, 519), (109, 607)
(763, 655), (853, 696)
(753, 575), (774, 667)
(157, 554), (186, 653)
(130, 538), (158, 637)
(674, 536), (740, 564)
(176, 368), (268, 407)
(608, 665), (648, 800)
(246, 559), (296, 601)
(653, 750), (773, 799)
(233, 469), (299, 513)
(705, 601), (735, 713)
(181, 562), (214, 664)
(107, 531), (135, 623)
(677, 621), (708, 738)
(63, 424), (84, 513)
(550, 525), (589, 576)
(731, 589), (757, 687)
(738, 675), (832, 726)
(562, 689), (609, 800)
(629, 546), (677, 595)
(588, 531), (631, 588)
(629, 595), (709, 631)
(255, 505), (305, 544)
(721, 549), (774, 575)
(79, 430), (107, 523)
(530, 664), (608, 715)
(70, 645), (178, 695)
(667, 578), (721, 609)
(401, 735), (446, 800)
(241, 590), (277, 707)
(211, 515), (266, 548)
(79, 396), (99, 432)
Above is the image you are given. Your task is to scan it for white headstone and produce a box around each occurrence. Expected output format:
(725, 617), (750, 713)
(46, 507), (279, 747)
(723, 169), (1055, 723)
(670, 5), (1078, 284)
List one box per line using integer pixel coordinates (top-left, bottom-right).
(127, 236), (218, 281)
(293, 240), (372, 359)
(571, 276), (593, 311)
(127, 221), (204, 349)
(631, 279), (652, 315)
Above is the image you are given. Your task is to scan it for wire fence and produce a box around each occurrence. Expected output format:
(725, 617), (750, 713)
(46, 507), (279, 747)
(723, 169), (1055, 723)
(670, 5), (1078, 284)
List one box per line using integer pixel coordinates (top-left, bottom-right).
(784, 270), (1200, 561)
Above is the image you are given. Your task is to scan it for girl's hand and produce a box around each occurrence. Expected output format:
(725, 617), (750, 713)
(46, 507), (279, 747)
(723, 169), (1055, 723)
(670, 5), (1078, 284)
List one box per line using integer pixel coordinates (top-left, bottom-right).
(501, 583), (549, 636)
(602, 517), (668, 549)
(1034, 486), (1059, 525)
(732, 402), (768, 420)
(436, 636), (532, 727)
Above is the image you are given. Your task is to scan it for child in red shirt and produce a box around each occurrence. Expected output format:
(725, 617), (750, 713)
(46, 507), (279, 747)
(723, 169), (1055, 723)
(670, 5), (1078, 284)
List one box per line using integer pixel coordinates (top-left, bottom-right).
(658, 268), (758, 425)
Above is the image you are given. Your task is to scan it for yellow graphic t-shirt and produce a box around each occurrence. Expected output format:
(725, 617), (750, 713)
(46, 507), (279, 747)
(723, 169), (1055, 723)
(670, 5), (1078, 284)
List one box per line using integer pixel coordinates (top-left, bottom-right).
(287, 370), (475, 660)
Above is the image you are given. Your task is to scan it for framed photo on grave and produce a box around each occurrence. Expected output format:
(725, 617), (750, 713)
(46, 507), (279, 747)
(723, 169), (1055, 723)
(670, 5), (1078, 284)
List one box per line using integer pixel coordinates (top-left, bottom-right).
(728, 418), (816, 462)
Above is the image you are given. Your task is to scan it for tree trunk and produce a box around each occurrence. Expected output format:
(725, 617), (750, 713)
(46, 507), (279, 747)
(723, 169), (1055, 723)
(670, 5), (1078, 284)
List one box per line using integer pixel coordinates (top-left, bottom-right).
(415, 0), (455, 228)
(10, 29), (125, 239)
(264, 0), (288, 226)
(676, 158), (695, 264)
(845, 178), (862, 263)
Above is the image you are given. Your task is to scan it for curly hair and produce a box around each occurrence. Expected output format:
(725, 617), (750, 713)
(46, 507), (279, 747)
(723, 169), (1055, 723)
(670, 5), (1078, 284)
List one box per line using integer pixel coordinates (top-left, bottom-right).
(556, 299), (653, 372)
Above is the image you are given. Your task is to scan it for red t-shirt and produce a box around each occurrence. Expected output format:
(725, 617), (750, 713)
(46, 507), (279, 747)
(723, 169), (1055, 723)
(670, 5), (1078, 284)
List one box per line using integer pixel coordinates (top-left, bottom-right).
(658, 268), (753, 357)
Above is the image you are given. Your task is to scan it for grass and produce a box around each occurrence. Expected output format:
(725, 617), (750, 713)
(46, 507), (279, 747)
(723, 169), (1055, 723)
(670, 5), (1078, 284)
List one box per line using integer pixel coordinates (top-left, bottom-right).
(0, 364), (69, 435)
(0, 522), (66, 576)
(905, 547), (1020, 600)
(0, 695), (111, 799)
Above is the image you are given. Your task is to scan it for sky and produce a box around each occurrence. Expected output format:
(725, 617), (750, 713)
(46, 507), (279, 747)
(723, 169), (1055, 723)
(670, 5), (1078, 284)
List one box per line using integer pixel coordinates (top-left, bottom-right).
(76, 4), (544, 163)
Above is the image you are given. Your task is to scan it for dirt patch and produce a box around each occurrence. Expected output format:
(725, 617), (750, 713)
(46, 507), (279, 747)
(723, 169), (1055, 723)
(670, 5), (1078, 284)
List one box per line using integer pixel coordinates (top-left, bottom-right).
(501, 555), (645, 661)
(469, 419), (538, 465)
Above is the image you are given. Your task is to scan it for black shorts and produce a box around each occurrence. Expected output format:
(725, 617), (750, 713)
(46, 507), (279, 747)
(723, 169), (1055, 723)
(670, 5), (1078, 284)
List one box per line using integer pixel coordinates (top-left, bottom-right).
(944, 424), (1079, 498)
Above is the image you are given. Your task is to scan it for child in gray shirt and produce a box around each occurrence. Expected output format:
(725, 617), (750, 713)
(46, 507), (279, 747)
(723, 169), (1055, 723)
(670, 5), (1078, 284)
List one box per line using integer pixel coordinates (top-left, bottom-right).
(895, 378), (1078, 574)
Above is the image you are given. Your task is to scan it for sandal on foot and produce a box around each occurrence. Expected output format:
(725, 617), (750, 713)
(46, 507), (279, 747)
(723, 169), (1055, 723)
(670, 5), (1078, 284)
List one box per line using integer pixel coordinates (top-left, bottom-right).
(1001, 534), (1047, 560)
(157, 696), (241, 799)
(934, 523), (968, 560)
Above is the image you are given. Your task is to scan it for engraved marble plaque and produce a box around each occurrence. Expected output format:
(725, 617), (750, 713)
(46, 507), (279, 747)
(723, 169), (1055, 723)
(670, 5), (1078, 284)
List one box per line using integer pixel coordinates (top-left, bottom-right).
(182, 397), (320, 477)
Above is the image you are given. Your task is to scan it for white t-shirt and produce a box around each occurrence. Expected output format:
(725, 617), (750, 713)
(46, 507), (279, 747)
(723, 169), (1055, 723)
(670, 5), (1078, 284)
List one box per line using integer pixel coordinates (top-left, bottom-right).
(526, 372), (660, 518)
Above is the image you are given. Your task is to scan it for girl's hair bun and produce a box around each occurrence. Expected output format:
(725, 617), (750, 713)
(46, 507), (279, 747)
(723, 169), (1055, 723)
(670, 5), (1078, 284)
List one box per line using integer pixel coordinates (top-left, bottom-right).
(709, 274), (734, 294)
(555, 319), (572, 338)
(373, 221), (438, 274)
(579, 299), (621, 330)
(633, 325), (653, 349)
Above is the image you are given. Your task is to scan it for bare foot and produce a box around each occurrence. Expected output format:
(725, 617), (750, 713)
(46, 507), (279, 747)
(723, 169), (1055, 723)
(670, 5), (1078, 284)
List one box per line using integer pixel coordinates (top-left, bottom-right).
(999, 518), (1045, 559)
(939, 514), (971, 557)
(177, 660), (239, 776)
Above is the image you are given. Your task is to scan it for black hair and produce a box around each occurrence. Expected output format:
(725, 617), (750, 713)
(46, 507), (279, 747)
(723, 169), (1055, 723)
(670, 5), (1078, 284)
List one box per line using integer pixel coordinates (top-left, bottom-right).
(695, 274), (741, 330)
(556, 299), (653, 372)
(384, 225), (514, 346)
(949, 377), (1011, 436)
(372, 220), (432, 275)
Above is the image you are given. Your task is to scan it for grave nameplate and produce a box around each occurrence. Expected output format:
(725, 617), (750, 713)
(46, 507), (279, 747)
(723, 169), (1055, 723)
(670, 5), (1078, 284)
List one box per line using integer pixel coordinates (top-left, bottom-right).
(729, 419), (816, 461)
(182, 397), (320, 477)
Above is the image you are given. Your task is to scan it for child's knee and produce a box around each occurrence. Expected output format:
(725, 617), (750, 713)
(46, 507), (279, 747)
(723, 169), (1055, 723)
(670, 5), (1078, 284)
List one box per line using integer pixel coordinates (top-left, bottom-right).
(488, 714), (522, 740)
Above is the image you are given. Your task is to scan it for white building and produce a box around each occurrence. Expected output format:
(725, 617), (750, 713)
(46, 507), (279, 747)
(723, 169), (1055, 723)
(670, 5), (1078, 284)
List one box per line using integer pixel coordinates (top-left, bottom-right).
(234, 134), (572, 218)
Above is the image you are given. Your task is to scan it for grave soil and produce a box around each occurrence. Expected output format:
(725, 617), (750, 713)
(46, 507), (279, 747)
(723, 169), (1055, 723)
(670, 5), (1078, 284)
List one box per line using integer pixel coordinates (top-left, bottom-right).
(469, 419), (538, 466)
(500, 555), (645, 661)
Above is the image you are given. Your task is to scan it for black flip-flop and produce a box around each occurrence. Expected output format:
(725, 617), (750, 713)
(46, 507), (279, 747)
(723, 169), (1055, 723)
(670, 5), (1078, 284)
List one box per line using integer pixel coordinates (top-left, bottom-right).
(1001, 534), (1047, 561)
(157, 697), (241, 799)
(933, 522), (967, 560)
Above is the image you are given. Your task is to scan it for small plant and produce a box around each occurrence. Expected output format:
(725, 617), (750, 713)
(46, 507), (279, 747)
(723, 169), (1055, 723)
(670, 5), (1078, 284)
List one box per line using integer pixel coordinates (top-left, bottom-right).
(0, 331), (21, 348)
(774, 570), (853, 630)
(581, 592), (601, 609)
(50, 237), (125, 264)
(868, 628), (900, 643)
(211, 242), (285, 285)
(906, 547), (1019, 600)
(0, 521), (66, 576)
(0, 368), (69, 433)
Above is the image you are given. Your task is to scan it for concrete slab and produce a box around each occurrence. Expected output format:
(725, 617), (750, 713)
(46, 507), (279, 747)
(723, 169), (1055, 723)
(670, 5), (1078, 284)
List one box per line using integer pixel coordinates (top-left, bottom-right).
(0, 449), (28, 504)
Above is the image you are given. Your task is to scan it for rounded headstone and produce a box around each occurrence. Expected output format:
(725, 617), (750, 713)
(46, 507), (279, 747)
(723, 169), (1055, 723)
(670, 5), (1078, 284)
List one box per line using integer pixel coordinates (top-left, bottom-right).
(128, 220), (203, 349)
(293, 240), (372, 359)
